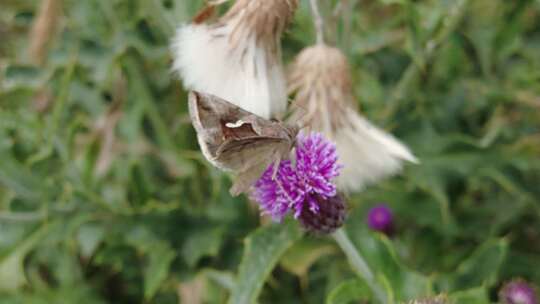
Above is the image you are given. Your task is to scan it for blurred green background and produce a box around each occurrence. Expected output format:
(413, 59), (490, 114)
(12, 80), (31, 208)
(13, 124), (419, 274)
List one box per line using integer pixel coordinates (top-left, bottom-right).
(1, 0), (540, 303)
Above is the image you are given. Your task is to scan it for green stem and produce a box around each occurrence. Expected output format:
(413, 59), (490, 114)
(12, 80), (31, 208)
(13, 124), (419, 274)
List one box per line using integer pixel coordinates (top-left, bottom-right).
(333, 228), (387, 303)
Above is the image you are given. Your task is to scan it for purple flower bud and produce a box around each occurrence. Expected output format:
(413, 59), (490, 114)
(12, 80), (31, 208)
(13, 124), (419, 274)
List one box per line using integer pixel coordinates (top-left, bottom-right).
(500, 279), (538, 304)
(298, 194), (346, 234)
(367, 204), (394, 235)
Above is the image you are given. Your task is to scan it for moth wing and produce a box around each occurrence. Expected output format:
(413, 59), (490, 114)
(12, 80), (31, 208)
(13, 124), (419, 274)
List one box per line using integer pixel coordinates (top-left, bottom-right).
(216, 137), (287, 172)
(189, 91), (289, 135)
(229, 160), (274, 196)
(216, 137), (290, 196)
(188, 91), (260, 131)
(188, 91), (270, 157)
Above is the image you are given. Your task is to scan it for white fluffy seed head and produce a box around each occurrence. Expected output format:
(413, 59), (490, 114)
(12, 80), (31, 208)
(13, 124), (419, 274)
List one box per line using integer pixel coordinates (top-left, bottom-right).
(171, 0), (297, 119)
(288, 45), (418, 192)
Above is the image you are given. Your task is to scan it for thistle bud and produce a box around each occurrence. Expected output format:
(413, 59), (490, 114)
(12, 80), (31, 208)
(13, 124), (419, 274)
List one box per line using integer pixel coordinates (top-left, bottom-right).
(367, 204), (394, 236)
(500, 279), (538, 304)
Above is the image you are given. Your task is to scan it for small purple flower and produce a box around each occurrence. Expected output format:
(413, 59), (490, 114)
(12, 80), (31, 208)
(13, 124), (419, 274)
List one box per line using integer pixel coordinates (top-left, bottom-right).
(367, 204), (394, 235)
(500, 279), (538, 304)
(252, 132), (342, 223)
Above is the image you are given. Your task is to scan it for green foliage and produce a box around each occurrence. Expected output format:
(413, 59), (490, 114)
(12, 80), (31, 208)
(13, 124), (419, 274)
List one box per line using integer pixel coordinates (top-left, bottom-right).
(1, 0), (540, 303)
(228, 220), (303, 304)
(326, 279), (371, 304)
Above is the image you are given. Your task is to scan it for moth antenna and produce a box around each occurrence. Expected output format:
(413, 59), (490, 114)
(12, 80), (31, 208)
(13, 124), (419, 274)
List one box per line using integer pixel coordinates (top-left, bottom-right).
(289, 146), (297, 168)
(298, 119), (309, 131)
(271, 158), (281, 180)
(286, 98), (311, 131)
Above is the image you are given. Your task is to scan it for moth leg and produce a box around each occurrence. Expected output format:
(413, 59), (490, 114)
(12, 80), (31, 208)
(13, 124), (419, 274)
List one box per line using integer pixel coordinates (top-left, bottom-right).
(288, 147), (297, 168)
(271, 156), (281, 180)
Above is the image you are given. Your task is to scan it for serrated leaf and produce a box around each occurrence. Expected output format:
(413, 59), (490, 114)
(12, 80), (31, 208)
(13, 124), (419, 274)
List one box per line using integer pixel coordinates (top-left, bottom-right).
(0, 152), (47, 201)
(182, 227), (225, 267)
(77, 223), (105, 258)
(341, 225), (432, 302)
(0, 223), (51, 291)
(326, 279), (371, 304)
(123, 225), (176, 299)
(280, 238), (336, 277)
(451, 238), (508, 290)
(448, 287), (489, 304)
(2, 65), (46, 90)
(203, 269), (235, 291)
(228, 220), (303, 304)
(144, 243), (176, 300)
(375, 236), (432, 301)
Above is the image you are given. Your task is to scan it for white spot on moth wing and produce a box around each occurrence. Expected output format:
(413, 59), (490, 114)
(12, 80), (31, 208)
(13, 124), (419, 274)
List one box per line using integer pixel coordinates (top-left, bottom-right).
(225, 120), (247, 128)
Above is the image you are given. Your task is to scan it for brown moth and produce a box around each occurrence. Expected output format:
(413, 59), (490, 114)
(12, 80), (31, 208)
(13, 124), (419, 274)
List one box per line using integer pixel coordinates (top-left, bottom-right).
(188, 91), (299, 196)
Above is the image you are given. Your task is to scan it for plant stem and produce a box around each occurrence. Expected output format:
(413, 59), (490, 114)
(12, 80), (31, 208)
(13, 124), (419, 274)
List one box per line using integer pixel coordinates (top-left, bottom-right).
(309, 0), (325, 45)
(333, 228), (387, 303)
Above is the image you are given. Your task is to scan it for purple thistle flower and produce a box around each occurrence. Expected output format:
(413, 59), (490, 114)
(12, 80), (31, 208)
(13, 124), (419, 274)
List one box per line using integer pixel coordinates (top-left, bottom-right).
(252, 132), (342, 223)
(367, 204), (394, 235)
(500, 279), (538, 304)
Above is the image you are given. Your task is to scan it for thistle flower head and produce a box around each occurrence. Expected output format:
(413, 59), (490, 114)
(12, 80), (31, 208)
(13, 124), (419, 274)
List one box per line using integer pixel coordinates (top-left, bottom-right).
(500, 279), (538, 304)
(172, 0), (297, 119)
(252, 132), (342, 228)
(288, 45), (417, 192)
(367, 204), (394, 236)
